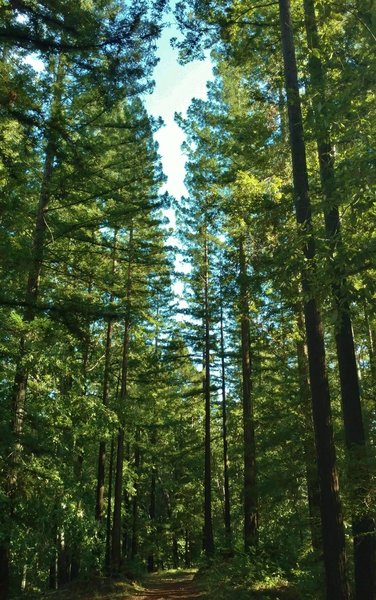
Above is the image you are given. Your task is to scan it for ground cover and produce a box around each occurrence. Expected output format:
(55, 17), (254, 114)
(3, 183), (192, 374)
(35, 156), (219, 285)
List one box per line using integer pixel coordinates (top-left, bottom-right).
(37, 566), (303, 600)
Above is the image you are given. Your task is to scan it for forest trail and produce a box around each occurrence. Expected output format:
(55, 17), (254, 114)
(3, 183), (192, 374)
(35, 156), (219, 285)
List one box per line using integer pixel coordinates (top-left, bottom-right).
(132, 571), (204, 600)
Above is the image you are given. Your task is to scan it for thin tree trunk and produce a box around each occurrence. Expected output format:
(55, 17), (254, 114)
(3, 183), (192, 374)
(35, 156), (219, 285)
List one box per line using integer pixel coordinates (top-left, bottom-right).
(147, 325), (160, 572)
(172, 537), (179, 569)
(96, 230), (117, 521)
(122, 442), (131, 560)
(296, 310), (322, 554)
(185, 530), (191, 568)
(105, 436), (115, 574)
(57, 531), (70, 587)
(111, 225), (133, 573)
(96, 389), (111, 518)
(131, 431), (141, 561)
(202, 233), (215, 557)
(69, 301), (92, 583)
(364, 307), (376, 387)
(239, 237), (258, 552)
(48, 524), (58, 591)
(219, 295), (232, 549)
(278, 74), (287, 141)
(112, 430), (125, 571)
(303, 2), (376, 596)
(0, 544), (9, 600)
(278, 1), (348, 597)
(147, 430), (157, 572)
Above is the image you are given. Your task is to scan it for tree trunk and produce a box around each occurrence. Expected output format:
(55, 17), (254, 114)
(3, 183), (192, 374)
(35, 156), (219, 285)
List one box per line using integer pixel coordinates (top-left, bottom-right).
(185, 530), (191, 568)
(172, 537), (179, 569)
(278, 1), (348, 597)
(364, 307), (376, 387)
(303, 1), (376, 596)
(219, 296), (232, 549)
(111, 226), (133, 573)
(105, 436), (115, 574)
(296, 310), (322, 554)
(48, 528), (58, 591)
(202, 233), (215, 557)
(121, 443), (131, 561)
(70, 550), (80, 582)
(147, 431), (157, 572)
(96, 230), (117, 522)
(57, 531), (70, 587)
(112, 430), (125, 572)
(239, 238), (258, 552)
(131, 431), (141, 561)
(0, 546), (10, 600)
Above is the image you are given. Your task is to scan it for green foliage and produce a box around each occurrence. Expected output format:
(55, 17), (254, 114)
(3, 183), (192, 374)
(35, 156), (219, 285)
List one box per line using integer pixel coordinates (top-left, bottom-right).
(1, 0), (375, 597)
(196, 554), (299, 599)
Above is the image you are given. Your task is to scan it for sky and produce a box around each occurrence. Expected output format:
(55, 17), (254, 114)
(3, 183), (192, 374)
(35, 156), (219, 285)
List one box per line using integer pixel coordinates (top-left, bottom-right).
(143, 13), (214, 295)
(144, 17), (214, 204)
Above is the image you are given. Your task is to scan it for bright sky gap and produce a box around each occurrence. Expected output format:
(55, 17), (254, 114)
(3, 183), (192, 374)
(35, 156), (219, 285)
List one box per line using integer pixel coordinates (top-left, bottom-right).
(144, 13), (214, 299)
(144, 15), (214, 211)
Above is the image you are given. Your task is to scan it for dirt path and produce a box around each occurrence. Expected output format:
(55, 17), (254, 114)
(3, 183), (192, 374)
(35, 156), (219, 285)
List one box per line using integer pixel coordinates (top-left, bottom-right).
(132, 571), (205, 600)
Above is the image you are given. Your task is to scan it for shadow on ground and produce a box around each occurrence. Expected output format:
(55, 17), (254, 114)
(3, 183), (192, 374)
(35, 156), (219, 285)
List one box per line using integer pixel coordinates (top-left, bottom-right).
(133, 571), (204, 600)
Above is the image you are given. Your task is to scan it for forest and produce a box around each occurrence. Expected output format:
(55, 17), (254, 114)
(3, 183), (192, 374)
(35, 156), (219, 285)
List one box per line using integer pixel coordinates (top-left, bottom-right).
(0, 0), (375, 599)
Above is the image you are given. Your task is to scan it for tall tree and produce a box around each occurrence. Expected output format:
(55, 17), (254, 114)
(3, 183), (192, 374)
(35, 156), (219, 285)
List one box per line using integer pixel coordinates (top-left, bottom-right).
(111, 224), (133, 574)
(302, 2), (376, 595)
(218, 281), (232, 548)
(95, 230), (117, 522)
(238, 236), (258, 552)
(0, 0), (168, 588)
(202, 227), (215, 557)
(278, 1), (348, 596)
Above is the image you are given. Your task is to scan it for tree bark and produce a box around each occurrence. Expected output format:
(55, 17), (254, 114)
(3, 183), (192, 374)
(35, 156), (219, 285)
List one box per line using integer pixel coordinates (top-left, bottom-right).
(111, 225), (133, 573)
(219, 294), (232, 549)
(48, 523), (58, 591)
(185, 530), (191, 568)
(147, 431), (157, 572)
(96, 230), (117, 522)
(303, 1), (376, 596)
(57, 531), (70, 587)
(278, 1), (348, 597)
(122, 442), (131, 560)
(131, 431), (141, 561)
(239, 238), (258, 552)
(105, 436), (115, 574)
(296, 310), (322, 554)
(112, 433), (125, 571)
(364, 307), (376, 387)
(202, 233), (215, 557)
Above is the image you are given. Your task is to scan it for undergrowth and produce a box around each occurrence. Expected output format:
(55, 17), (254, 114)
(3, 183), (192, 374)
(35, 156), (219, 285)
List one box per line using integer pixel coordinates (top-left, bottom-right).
(37, 576), (143, 600)
(194, 551), (324, 599)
